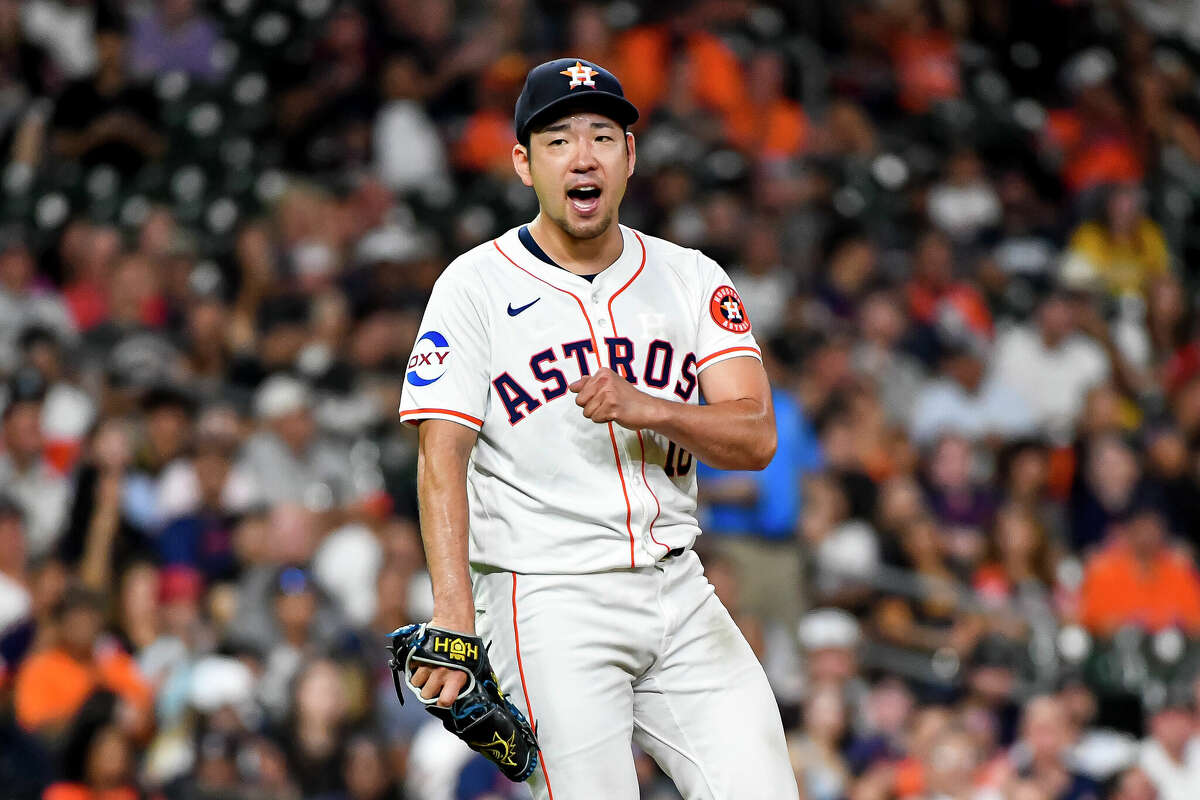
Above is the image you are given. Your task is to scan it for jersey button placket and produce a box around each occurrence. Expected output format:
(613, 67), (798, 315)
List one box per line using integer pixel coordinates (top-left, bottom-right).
(592, 291), (608, 334)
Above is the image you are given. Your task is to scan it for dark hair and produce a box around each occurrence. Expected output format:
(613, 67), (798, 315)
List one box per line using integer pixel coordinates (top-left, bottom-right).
(3, 367), (47, 416)
(57, 691), (119, 783)
(996, 438), (1049, 489)
(141, 384), (196, 417)
(52, 584), (106, 621)
(1120, 481), (1170, 526)
(0, 492), (23, 523)
(93, 3), (127, 36)
(984, 504), (1057, 588)
(17, 325), (58, 353)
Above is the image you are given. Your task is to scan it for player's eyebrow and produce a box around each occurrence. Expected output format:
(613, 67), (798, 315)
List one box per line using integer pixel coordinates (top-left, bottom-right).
(538, 120), (617, 134)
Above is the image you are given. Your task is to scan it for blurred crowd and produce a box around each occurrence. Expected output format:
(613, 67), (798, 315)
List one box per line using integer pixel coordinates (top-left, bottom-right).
(3, 0), (1200, 799)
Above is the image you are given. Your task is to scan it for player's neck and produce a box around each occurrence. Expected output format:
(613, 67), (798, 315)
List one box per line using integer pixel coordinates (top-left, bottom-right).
(527, 215), (624, 276)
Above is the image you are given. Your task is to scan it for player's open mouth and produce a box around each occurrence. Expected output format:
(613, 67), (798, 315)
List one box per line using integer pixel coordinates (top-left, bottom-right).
(566, 184), (602, 216)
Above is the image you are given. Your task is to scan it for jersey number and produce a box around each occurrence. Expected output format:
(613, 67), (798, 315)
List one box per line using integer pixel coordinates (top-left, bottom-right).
(663, 441), (693, 478)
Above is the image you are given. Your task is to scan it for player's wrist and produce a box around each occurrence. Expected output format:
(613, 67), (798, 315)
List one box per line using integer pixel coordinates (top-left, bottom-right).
(430, 610), (476, 635)
(638, 394), (672, 432)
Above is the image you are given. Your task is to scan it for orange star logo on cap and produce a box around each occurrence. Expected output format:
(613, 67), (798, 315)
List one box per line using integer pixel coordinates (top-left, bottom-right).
(560, 61), (598, 89)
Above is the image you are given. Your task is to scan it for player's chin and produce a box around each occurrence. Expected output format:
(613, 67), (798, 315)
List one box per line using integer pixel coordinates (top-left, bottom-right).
(562, 208), (612, 239)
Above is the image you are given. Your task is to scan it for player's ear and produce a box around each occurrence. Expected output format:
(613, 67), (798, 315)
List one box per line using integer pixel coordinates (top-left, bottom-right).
(512, 142), (534, 187)
(625, 131), (636, 178)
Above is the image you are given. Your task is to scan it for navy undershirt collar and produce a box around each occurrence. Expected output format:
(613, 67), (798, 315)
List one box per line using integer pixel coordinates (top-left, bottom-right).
(519, 225), (599, 282)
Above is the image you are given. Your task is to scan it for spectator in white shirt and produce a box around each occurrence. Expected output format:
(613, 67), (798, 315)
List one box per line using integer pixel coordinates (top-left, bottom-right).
(910, 338), (1036, 446)
(374, 54), (449, 197)
(0, 368), (70, 558)
(1139, 695), (1200, 800)
(239, 375), (388, 535)
(991, 290), (1110, 443)
(0, 237), (77, 375)
(852, 287), (927, 426)
(927, 149), (1002, 245)
(0, 495), (31, 636)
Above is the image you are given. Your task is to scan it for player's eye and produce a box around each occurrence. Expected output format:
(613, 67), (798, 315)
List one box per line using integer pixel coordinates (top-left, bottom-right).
(548, 138), (566, 146)
(595, 135), (613, 142)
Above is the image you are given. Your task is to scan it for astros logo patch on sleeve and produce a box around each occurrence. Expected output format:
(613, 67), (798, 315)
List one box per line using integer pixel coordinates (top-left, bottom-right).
(709, 286), (751, 333)
(406, 330), (451, 386)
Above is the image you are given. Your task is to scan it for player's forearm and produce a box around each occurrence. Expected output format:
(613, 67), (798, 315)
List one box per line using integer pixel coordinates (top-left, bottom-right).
(416, 425), (477, 631)
(646, 394), (776, 471)
(570, 364), (776, 470)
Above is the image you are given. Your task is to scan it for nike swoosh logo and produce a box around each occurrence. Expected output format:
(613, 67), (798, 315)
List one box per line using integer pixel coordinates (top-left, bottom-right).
(507, 298), (540, 316)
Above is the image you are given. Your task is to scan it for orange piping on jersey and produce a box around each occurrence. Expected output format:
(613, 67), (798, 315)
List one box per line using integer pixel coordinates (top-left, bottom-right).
(609, 428), (637, 568)
(696, 345), (761, 369)
(399, 408), (484, 427)
(606, 233), (667, 555)
(511, 575), (554, 798)
(634, 430), (666, 551)
(493, 239), (639, 567)
(605, 232), (647, 313)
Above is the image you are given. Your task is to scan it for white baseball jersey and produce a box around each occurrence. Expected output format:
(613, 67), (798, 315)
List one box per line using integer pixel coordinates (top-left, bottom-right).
(399, 223), (761, 574)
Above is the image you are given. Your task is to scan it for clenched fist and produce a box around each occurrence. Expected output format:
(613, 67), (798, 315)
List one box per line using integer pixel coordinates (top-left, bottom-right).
(569, 368), (661, 429)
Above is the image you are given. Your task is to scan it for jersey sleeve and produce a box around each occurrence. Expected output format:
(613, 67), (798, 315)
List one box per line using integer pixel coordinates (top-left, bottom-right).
(399, 270), (490, 431)
(694, 254), (762, 374)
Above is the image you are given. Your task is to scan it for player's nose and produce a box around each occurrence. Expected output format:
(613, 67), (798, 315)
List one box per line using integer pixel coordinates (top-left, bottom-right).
(569, 140), (599, 172)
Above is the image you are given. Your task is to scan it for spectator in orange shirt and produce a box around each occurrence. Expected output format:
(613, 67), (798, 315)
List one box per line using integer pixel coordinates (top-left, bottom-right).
(905, 229), (994, 345)
(452, 54), (523, 177)
(725, 51), (809, 158)
(13, 585), (152, 736)
(888, 0), (961, 114)
(1078, 499), (1200, 636)
(1043, 75), (1143, 196)
(609, 11), (747, 132)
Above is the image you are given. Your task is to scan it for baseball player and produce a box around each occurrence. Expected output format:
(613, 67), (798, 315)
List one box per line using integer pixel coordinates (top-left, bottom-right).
(399, 57), (798, 799)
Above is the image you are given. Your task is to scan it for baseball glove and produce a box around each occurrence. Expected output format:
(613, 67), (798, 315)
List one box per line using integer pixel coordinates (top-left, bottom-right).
(387, 623), (539, 782)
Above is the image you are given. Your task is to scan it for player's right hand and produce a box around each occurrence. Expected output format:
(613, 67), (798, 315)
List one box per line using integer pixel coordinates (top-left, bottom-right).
(569, 367), (660, 429)
(407, 616), (474, 707)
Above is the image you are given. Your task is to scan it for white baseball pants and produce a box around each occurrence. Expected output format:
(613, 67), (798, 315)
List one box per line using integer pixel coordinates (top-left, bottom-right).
(471, 550), (799, 800)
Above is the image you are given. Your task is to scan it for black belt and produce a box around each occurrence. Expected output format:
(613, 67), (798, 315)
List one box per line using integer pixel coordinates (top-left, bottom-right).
(665, 547), (686, 558)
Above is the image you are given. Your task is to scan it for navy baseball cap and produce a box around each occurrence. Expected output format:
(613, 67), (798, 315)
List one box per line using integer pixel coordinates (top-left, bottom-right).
(514, 58), (639, 144)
